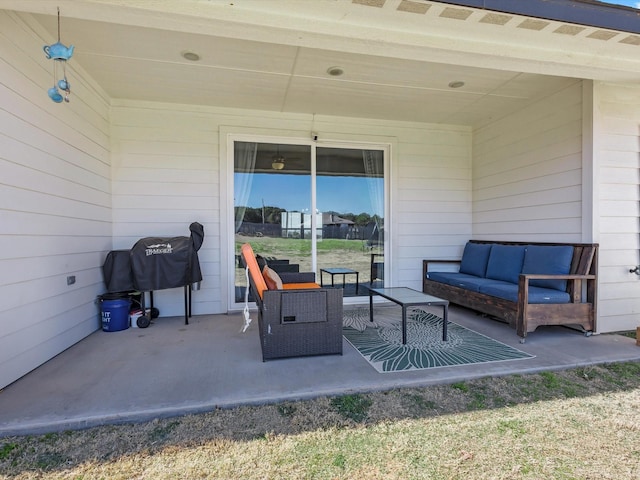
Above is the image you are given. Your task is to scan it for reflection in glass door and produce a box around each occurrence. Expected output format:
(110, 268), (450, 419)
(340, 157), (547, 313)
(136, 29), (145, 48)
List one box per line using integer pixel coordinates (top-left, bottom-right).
(233, 142), (312, 303)
(233, 141), (384, 304)
(316, 148), (384, 296)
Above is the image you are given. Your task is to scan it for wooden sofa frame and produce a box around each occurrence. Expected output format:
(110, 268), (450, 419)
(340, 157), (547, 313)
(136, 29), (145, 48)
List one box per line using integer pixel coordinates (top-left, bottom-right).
(422, 240), (598, 342)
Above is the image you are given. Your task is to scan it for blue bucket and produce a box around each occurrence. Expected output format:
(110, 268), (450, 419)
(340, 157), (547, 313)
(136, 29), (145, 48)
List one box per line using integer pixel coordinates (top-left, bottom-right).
(101, 298), (130, 332)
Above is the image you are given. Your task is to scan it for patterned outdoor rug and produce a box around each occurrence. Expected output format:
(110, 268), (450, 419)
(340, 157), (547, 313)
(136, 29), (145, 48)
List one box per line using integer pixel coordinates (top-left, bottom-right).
(343, 307), (534, 373)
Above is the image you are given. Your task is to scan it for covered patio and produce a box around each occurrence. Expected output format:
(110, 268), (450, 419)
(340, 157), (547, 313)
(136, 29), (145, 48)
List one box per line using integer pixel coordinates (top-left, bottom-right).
(2, 0), (640, 412)
(1, 305), (638, 437)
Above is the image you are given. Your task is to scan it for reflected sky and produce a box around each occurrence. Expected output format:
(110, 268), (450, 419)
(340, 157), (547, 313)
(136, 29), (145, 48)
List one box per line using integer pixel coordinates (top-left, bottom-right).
(599, 0), (639, 7)
(237, 173), (383, 216)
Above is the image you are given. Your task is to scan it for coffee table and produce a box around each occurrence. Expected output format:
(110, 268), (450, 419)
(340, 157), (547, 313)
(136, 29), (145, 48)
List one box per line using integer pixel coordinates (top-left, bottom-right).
(320, 268), (359, 294)
(368, 287), (449, 344)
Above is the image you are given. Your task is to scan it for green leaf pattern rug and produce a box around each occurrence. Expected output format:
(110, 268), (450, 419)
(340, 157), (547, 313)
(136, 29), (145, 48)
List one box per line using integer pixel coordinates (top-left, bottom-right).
(343, 307), (533, 373)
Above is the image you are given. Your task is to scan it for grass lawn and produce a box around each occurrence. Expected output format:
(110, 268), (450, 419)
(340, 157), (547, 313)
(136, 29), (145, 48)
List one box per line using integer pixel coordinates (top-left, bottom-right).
(235, 235), (382, 287)
(1, 359), (639, 479)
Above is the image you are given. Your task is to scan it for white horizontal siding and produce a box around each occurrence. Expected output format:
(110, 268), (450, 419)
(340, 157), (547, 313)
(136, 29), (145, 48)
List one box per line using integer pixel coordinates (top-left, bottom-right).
(472, 81), (584, 242)
(110, 102), (222, 315)
(0, 11), (111, 388)
(595, 82), (640, 333)
(111, 101), (472, 308)
(395, 125), (471, 285)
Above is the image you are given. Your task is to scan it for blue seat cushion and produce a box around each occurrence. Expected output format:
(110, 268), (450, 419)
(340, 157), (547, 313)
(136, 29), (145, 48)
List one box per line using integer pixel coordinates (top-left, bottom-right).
(521, 245), (574, 291)
(485, 244), (526, 284)
(427, 272), (508, 293)
(478, 283), (570, 304)
(459, 242), (492, 278)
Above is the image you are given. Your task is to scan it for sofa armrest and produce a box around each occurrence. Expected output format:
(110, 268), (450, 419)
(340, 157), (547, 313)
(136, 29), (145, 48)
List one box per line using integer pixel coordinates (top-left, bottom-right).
(259, 287), (343, 360)
(423, 259), (461, 279)
(518, 273), (597, 303)
(519, 274), (596, 281)
(262, 287), (342, 321)
(279, 272), (316, 284)
(270, 263), (300, 274)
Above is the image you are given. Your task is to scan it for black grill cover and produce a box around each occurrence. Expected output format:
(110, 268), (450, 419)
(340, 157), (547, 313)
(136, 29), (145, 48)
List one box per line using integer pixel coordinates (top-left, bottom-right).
(129, 222), (204, 292)
(102, 250), (135, 293)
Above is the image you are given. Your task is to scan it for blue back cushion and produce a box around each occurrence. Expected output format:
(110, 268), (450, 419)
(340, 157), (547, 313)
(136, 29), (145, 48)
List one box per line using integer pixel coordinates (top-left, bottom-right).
(459, 242), (492, 277)
(521, 245), (574, 291)
(485, 245), (526, 284)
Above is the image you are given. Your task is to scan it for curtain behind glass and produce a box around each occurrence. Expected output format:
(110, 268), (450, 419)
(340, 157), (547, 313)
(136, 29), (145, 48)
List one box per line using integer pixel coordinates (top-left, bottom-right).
(234, 142), (258, 232)
(363, 150), (384, 242)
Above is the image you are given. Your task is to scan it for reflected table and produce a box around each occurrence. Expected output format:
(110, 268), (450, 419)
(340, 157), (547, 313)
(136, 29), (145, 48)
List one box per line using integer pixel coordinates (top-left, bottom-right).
(320, 268), (359, 295)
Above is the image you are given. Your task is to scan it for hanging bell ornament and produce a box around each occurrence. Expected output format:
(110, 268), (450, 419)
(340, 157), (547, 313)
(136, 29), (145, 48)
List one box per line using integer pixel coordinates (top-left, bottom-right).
(47, 86), (63, 103)
(43, 8), (74, 103)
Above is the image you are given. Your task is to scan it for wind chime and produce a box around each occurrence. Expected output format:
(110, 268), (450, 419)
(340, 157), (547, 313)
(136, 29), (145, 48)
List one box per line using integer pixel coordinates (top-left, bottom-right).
(43, 8), (74, 103)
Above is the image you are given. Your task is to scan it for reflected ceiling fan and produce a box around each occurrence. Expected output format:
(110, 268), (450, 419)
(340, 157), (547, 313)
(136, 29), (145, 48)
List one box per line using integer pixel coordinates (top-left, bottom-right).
(270, 145), (305, 170)
(271, 145), (286, 170)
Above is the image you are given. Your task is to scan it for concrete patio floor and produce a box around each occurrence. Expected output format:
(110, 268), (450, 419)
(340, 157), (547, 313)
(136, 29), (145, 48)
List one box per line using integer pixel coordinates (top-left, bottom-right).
(1, 304), (639, 437)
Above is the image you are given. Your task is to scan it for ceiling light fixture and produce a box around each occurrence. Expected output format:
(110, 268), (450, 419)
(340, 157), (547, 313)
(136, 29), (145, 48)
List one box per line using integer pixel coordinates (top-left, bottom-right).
(448, 80), (465, 88)
(327, 66), (344, 76)
(271, 156), (285, 170)
(271, 145), (285, 170)
(182, 51), (201, 61)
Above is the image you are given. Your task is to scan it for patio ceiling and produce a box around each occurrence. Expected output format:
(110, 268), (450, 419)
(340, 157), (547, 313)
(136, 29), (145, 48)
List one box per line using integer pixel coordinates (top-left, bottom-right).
(5, 0), (640, 127)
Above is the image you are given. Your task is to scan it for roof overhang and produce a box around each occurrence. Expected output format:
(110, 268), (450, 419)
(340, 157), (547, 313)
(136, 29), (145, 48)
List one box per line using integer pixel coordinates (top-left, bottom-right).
(2, 1), (639, 126)
(439, 0), (640, 34)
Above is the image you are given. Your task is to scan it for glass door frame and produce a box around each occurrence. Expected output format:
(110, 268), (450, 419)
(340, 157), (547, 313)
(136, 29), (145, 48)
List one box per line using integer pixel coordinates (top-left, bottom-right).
(225, 132), (390, 311)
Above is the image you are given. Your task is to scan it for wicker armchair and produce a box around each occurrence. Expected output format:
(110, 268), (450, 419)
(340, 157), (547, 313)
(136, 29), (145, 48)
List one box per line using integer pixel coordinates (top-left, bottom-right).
(240, 243), (343, 361)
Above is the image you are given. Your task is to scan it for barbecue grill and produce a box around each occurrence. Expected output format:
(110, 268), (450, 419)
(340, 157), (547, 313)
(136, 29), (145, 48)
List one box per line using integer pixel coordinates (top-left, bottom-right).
(102, 222), (204, 327)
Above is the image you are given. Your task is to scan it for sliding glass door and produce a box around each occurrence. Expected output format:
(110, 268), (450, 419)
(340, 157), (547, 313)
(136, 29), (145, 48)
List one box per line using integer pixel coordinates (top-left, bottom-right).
(232, 140), (385, 304)
(315, 147), (384, 295)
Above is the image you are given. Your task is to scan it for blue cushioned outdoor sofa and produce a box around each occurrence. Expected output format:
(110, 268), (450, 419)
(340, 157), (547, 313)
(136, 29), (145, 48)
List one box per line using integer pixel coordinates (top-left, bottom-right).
(423, 240), (598, 342)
